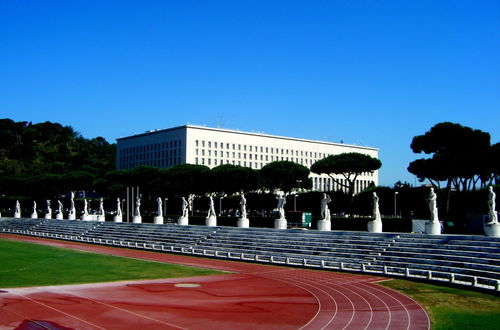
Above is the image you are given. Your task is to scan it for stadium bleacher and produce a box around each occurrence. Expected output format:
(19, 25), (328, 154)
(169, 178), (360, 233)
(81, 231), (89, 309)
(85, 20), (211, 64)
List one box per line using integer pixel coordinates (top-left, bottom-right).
(1, 217), (499, 291)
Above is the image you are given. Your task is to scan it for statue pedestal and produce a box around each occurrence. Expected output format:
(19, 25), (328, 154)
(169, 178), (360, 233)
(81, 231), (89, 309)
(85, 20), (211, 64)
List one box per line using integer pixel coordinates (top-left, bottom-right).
(425, 221), (442, 235)
(274, 219), (287, 230)
(97, 215), (105, 222)
(484, 222), (500, 237)
(67, 214), (76, 220)
(56, 213), (63, 220)
(14, 212), (21, 218)
(237, 218), (249, 228)
(44, 214), (52, 220)
(178, 216), (189, 226)
(317, 219), (331, 231)
(154, 216), (164, 224)
(113, 215), (122, 223)
(206, 216), (217, 227)
(31, 213), (38, 219)
(132, 216), (142, 224)
(81, 215), (91, 221)
(368, 220), (383, 233)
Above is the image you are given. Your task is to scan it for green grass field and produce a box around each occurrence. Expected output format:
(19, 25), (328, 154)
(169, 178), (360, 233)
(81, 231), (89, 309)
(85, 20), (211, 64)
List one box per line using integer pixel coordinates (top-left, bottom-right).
(0, 238), (223, 288)
(380, 278), (500, 330)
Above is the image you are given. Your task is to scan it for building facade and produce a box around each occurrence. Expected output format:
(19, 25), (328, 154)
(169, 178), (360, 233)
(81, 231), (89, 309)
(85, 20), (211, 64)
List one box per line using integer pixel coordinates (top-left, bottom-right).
(116, 125), (379, 193)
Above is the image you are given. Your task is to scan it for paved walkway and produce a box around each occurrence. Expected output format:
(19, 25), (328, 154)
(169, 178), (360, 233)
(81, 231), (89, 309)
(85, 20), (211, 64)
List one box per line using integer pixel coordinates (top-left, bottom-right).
(0, 235), (430, 329)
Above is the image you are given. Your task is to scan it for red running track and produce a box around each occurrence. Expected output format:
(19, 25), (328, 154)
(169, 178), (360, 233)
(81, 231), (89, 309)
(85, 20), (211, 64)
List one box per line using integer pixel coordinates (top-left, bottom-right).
(0, 235), (430, 329)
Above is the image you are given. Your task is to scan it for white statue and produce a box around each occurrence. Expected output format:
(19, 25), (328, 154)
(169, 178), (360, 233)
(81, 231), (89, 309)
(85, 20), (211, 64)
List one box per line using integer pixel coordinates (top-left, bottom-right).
(83, 199), (89, 216)
(207, 196), (216, 218)
(487, 186), (498, 224)
(57, 200), (63, 214)
(240, 193), (247, 219)
(116, 198), (122, 217)
(134, 197), (141, 217)
(46, 200), (52, 214)
(181, 197), (189, 218)
(188, 194), (194, 213)
(31, 201), (38, 218)
(276, 192), (286, 220)
(69, 191), (76, 216)
(320, 193), (332, 221)
(427, 188), (439, 223)
(98, 198), (105, 216)
(372, 192), (381, 221)
(157, 197), (163, 217)
(15, 200), (21, 214)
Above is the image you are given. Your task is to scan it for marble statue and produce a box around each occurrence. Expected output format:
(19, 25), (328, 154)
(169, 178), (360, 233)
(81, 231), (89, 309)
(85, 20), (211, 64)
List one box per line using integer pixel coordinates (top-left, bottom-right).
(157, 197), (163, 217)
(68, 191), (76, 219)
(14, 200), (21, 218)
(320, 193), (331, 221)
(427, 188), (439, 223)
(57, 200), (63, 214)
(45, 200), (52, 219)
(188, 194), (194, 213)
(116, 198), (122, 217)
(31, 201), (38, 218)
(99, 198), (105, 216)
(207, 196), (216, 218)
(487, 186), (498, 224)
(135, 197), (141, 217)
(240, 193), (247, 219)
(83, 199), (89, 216)
(181, 197), (189, 218)
(276, 192), (286, 220)
(372, 192), (381, 221)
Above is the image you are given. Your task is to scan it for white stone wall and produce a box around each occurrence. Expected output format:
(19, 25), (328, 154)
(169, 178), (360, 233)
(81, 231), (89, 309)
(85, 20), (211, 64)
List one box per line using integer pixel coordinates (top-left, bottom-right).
(116, 125), (379, 193)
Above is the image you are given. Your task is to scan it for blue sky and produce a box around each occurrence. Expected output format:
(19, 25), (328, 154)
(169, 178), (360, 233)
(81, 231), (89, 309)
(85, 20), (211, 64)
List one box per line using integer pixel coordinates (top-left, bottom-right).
(1, 0), (498, 186)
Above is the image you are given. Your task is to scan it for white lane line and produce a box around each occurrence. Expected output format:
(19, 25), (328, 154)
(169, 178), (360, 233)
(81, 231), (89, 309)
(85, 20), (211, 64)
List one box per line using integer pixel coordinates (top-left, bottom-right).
(8, 291), (105, 330)
(344, 283), (391, 330)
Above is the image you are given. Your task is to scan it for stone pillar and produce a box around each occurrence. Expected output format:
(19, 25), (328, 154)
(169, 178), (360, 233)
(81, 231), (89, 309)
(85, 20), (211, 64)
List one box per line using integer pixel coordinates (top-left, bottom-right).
(113, 215), (123, 223)
(484, 223), (500, 237)
(237, 217), (249, 228)
(132, 215), (142, 224)
(367, 220), (382, 233)
(425, 222), (442, 235)
(178, 216), (189, 226)
(154, 216), (164, 224)
(317, 219), (331, 231)
(56, 213), (63, 220)
(274, 218), (287, 230)
(206, 215), (217, 227)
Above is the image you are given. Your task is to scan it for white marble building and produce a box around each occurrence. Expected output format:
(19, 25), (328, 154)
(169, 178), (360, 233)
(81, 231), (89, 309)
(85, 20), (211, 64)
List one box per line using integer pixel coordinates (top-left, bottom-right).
(116, 125), (379, 193)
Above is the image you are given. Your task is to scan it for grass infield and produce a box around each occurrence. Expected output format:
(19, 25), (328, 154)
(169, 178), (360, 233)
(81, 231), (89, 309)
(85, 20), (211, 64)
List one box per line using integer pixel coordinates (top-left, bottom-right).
(380, 278), (500, 330)
(0, 238), (223, 288)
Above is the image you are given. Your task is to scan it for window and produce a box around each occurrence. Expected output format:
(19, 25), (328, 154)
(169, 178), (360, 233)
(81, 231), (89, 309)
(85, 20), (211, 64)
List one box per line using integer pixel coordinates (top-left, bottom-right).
(202, 141), (205, 147)
(208, 141), (211, 148)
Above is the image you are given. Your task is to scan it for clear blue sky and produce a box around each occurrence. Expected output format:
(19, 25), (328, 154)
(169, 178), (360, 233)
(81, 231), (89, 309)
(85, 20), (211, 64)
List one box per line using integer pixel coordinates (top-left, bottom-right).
(1, 0), (498, 186)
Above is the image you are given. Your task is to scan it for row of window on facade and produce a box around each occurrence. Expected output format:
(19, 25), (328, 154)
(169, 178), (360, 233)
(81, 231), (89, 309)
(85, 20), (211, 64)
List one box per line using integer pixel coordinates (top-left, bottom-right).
(120, 157), (182, 169)
(119, 140), (182, 155)
(120, 148), (181, 163)
(313, 177), (374, 194)
(196, 140), (329, 159)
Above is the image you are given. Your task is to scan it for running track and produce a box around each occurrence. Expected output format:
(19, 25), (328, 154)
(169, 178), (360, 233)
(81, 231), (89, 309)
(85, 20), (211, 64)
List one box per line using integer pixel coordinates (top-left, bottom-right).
(0, 235), (430, 329)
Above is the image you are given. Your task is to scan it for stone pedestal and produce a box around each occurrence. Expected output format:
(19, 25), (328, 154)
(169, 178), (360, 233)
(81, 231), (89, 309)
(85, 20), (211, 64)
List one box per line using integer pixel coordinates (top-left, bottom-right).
(56, 213), (63, 220)
(206, 216), (217, 227)
(67, 213), (76, 220)
(113, 215), (122, 223)
(425, 221), (442, 235)
(132, 216), (142, 224)
(31, 212), (38, 219)
(237, 217), (249, 228)
(81, 214), (91, 221)
(274, 219), (287, 230)
(44, 214), (52, 220)
(154, 216), (164, 224)
(178, 216), (189, 226)
(368, 220), (383, 233)
(484, 222), (500, 237)
(14, 212), (21, 218)
(97, 215), (105, 222)
(317, 219), (331, 231)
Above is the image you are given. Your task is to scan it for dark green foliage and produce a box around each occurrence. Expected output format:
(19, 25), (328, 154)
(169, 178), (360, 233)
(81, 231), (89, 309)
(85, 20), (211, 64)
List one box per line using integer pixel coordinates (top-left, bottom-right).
(408, 122), (496, 190)
(0, 119), (115, 198)
(259, 161), (312, 193)
(311, 152), (381, 198)
(163, 163), (210, 197)
(210, 164), (259, 195)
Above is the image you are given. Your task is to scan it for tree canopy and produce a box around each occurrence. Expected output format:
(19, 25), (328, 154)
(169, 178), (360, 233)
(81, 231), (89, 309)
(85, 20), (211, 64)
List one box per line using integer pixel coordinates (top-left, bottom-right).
(259, 161), (312, 194)
(311, 152), (381, 198)
(408, 122), (496, 190)
(209, 164), (259, 196)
